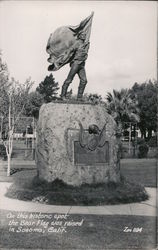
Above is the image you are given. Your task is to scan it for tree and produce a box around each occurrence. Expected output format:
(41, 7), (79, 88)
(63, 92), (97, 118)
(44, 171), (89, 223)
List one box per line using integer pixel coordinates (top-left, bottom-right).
(36, 73), (59, 103)
(0, 54), (34, 175)
(24, 91), (44, 119)
(0, 53), (10, 138)
(3, 77), (34, 176)
(0, 52), (9, 89)
(106, 88), (140, 164)
(84, 93), (103, 105)
(106, 88), (139, 133)
(130, 80), (157, 140)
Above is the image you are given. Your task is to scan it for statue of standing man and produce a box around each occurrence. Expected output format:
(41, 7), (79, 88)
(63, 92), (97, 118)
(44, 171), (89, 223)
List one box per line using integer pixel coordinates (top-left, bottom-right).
(46, 12), (94, 100)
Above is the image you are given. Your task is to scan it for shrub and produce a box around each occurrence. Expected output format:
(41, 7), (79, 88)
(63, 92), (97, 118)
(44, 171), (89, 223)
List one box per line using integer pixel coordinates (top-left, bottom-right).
(119, 143), (128, 159)
(138, 143), (149, 158)
(0, 143), (7, 160)
(147, 136), (157, 147)
(6, 176), (149, 205)
(137, 138), (146, 145)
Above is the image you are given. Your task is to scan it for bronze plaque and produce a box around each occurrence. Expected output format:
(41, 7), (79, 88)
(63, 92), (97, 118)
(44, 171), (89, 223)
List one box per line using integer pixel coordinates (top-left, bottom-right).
(74, 141), (109, 165)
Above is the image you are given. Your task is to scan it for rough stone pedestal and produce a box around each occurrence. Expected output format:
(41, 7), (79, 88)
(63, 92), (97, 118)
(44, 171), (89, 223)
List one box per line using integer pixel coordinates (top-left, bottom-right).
(36, 102), (120, 186)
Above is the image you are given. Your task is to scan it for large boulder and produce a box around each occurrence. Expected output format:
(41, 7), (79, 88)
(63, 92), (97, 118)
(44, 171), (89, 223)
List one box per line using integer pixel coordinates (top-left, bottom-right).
(36, 102), (120, 186)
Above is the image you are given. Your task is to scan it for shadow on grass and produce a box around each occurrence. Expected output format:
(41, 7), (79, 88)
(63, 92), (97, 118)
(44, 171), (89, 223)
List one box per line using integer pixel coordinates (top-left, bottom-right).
(5, 175), (149, 206)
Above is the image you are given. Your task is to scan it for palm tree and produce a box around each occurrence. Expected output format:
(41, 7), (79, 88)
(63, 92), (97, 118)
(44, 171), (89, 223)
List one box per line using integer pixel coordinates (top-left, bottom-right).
(106, 88), (140, 165)
(106, 88), (139, 134)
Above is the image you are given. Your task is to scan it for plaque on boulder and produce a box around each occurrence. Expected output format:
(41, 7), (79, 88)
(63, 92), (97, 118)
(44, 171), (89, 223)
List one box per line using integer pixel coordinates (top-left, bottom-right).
(74, 141), (109, 165)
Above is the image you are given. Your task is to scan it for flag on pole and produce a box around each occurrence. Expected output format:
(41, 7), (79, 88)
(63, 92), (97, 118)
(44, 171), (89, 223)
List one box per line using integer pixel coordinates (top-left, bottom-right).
(69, 12), (94, 43)
(46, 12), (94, 71)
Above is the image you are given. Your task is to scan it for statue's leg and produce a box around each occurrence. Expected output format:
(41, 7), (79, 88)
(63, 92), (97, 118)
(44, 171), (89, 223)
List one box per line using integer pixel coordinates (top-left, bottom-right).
(61, 63), (79, 98)
(77, 65), (87, 100)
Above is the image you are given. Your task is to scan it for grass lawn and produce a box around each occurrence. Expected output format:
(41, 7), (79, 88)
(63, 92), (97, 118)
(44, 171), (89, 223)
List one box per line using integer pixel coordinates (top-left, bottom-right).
(2, 158), (156, 205)
(0, 210), (156, 249)
(0, 157), (156, 187)
(121, 158), (157, 188)
(0, 159), (157, 249)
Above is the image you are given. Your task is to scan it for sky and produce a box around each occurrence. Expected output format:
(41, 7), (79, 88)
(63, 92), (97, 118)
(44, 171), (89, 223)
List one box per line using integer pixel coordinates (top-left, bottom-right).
(0, 1), (157, 97)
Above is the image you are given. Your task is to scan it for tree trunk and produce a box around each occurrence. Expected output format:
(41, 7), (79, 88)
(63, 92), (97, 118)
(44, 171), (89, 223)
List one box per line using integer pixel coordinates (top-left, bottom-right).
(116, 122), (122, 170)
(6, 131), (13, 177)
(140, 129), (146, 139)
(7, 95), (11, 177)
(7, 153), (11, 176)
(147, 129), (152, 140)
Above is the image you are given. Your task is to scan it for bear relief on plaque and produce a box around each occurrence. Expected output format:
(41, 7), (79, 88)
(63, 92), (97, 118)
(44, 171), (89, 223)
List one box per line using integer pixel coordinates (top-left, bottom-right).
(74, 122), (109, 165)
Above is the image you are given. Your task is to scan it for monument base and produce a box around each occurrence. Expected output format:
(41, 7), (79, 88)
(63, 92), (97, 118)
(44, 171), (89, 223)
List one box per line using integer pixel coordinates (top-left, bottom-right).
(36, 102), (120, 186)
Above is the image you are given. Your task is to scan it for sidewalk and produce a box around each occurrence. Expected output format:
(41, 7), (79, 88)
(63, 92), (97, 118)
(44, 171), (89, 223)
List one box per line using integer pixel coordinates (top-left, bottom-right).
(0, 182), (156, 217)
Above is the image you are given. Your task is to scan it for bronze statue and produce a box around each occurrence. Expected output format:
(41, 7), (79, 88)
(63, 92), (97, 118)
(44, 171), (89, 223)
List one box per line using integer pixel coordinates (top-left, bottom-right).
(46, 12), (94, 100)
